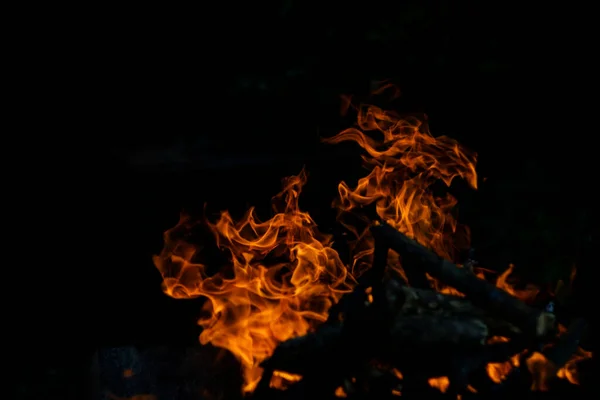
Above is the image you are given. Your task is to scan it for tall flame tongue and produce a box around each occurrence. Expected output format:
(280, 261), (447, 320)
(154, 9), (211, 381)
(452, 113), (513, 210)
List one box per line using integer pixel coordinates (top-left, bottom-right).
(153, 169), (354, 393)
(323, 99), (478, 279)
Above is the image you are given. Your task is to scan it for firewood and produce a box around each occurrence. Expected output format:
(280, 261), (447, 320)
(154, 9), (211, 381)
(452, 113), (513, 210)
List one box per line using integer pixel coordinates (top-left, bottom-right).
(260, 324), (345, 375)
(384, 279), (522, 338)
(542, 318), (587, 371)
(490, 318), (589, 395)
(390, 315), (488, 348)
(371, 222), (431, 289)
(371, 221), (556, 338)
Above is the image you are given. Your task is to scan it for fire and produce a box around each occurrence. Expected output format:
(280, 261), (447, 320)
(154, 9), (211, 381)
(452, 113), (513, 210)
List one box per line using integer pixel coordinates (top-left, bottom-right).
(153, 87), (591, 394)
(525, 340), (593, 391)
(269, 370), (303, 390)
(428, 376), (450, 393)
(153, 169), (355, 392)
(485, 336), (521, 383)
(322, 98), (477, 280)
(557, 347), (593, 385)
(496, 263), (540, 304)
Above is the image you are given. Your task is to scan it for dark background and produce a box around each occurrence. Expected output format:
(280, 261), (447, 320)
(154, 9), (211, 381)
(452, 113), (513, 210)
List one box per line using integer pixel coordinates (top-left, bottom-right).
(14, 1), (594, 398)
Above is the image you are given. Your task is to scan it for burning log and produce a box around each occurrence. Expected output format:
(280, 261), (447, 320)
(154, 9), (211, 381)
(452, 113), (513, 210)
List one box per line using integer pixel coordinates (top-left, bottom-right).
(250, 232), (592, 400)
(253, 273), (540, 399)
(542, 318), (587, 372)
(254, 323), (349, 400)
(259, 324), (345, 376)
(371, 221), (556, 338)
(222, 217), (588, 399)
(483, 318), (589, 396)
(388, 314), (488, 354)
(384, 279), (522, 340)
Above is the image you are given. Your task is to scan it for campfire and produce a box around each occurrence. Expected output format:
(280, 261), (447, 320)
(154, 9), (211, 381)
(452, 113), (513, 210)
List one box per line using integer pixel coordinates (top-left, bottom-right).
(150, 87), (592, 399)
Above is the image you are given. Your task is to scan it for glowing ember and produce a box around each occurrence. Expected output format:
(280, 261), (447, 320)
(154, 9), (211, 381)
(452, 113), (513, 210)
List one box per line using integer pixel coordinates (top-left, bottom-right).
(485, 336), (521, 383)
(153, 87), (591, 394)
(428, 376), (450, 393)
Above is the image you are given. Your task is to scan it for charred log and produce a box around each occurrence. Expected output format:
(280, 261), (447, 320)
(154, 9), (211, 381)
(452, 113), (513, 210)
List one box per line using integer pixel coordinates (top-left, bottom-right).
(252, 227), (588, 399)
(544, 318), (587, 370)
(371, 225), (431, 289)
(256, 278), (526, 398)
(371, 221), (556, 338)
(385, 278), (522, 338)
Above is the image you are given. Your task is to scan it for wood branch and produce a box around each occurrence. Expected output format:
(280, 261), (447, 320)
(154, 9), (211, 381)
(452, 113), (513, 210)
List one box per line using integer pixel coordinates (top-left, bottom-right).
(325, 235), (389, 324)
(385, 279), (481, 316)
(370, 234), (390, 283)
(254, 324), (351, 400)
(255, 232), (584, 399)
(384, 279), (522, 337)
(371, 221), (556, 338)
(526, 318), (588, 391)
(544, 318), (587, 368)
(259, 274), (532, 394)
(260, 324), (345, 374)
(371, 223), (431, 289)
(389, 315), (488, 348)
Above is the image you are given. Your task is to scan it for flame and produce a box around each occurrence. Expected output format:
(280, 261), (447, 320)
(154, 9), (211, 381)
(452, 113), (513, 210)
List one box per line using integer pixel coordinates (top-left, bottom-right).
(334, 386), (348, 398)
(557, 347), (593, 385)
(485, 336), (521, 383)
(322, 97), (477, 280)
(526, 346), (593, 391)
(270, 370), (303, 390)
(496, 263), (540, 304)
(428, 376), (450, 393)
(486, 267), (592, 388)
(153, 169), (354, 392)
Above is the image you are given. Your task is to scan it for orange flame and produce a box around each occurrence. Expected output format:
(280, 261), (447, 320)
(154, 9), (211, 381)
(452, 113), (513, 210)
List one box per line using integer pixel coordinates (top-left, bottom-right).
(153, 169), (354, 392)
(322, 98), (477, 278)
(428, 376), (450, 393)
(485, 336), (521, 383)
(525, 340), (593, 391)
(496, 264), (540, 304)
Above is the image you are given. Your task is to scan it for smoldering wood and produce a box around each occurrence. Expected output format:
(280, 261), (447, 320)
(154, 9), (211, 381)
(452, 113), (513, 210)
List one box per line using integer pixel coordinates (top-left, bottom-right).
(253, 226), (587, 399)
(438, 338), (531, 395)
(379, 337), (530, 389)
(260, 324), (345, 374)
(371, 221), (556, 338)
(325, 235), (389, 325)
(370, 232), (390, 283)
(371, 222), (431, 289)
(385, 279), (522, 338)
(256, 282), (524, 398)
(385, 280), (489, 347)
(390, 315), (488, 347)
(487, 318), (589, 397)
(529, 318), (588, 390)
(544, 318), (587, 368)
(256, 322), (363, 400)
(264, 278), (516, 375)
(256, 279), (535, 397)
